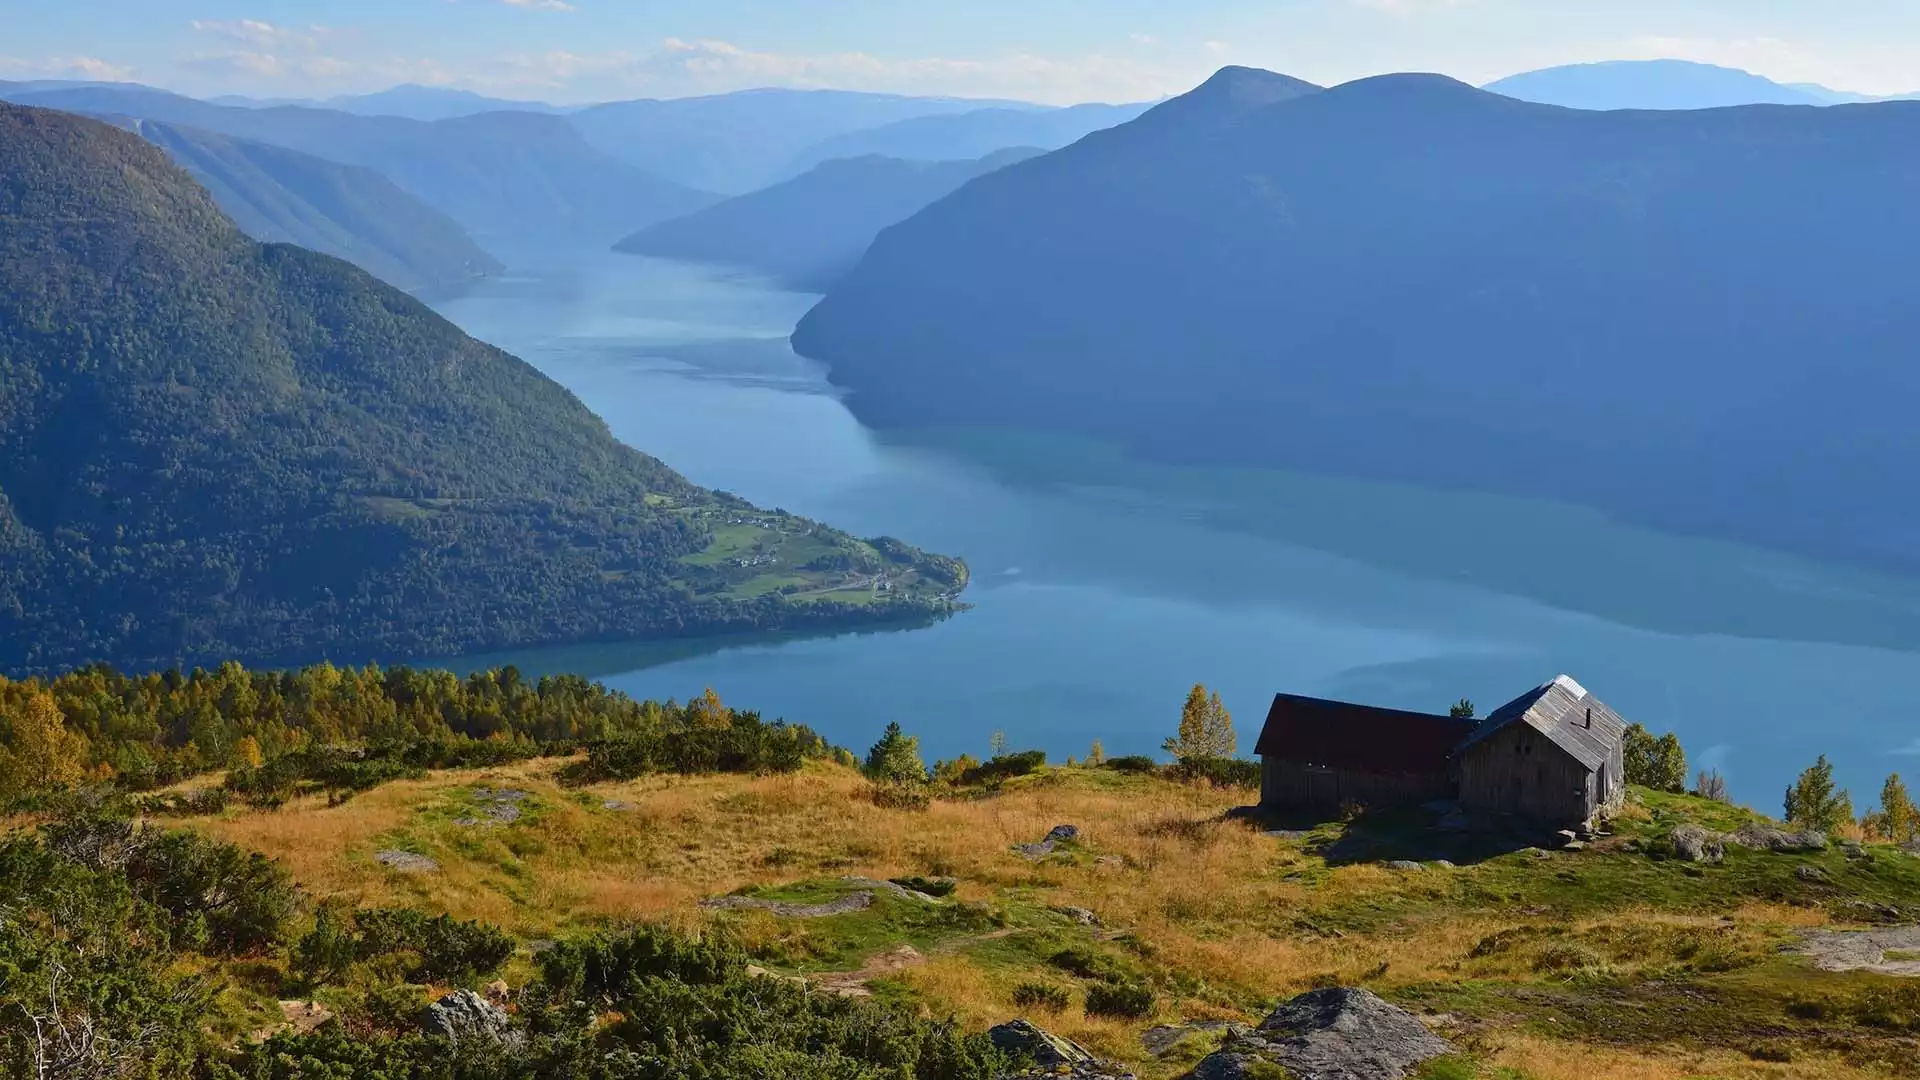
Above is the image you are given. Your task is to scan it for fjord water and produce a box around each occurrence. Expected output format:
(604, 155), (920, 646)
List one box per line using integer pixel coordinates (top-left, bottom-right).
(436, 254), (1918, 804)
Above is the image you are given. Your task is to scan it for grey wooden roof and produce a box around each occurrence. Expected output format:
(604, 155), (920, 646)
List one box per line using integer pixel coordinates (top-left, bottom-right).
(1457, 674), (1625, 771)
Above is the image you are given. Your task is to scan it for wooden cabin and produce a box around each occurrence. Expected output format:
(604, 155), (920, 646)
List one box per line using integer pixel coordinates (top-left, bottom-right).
(1253, 693), (1477, 812)
(1254, 674), (1628, 829)
(1456, 675), (1627, 822)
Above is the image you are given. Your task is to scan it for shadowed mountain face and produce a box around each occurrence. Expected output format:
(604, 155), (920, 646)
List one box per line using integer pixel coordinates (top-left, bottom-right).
(0, 103), (960, 674)
(782, 102), (1151, 176)
(569, 88), (1041, 194)
(0, 84), (714, 250)
(793, 66), (1920, 573)
(615, 148), (1042, 290)
(125, 119), (502, 295)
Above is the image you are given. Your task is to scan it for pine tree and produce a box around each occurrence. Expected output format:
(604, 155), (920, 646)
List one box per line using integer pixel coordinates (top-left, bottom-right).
(1867, 773), (1919, 843)
(1449, 699), (1476, 719)
(864, 722), (926, 786)
(1783, 755), (1852, 832)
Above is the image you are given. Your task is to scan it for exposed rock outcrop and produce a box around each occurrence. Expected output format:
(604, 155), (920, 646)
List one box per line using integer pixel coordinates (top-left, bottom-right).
(418, 989), (511, 1043)
(991, 1019), (1136, 1078)
(1671, 825), (1725, 864)
(1183, 987), (1451, 1080)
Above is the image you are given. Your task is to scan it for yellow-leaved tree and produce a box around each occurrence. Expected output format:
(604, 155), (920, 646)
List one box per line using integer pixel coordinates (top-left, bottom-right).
(1165, 684), (1236, 761)
(0, 687), (89, 798)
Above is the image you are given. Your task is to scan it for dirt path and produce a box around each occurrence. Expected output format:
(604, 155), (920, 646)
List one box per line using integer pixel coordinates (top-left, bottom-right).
(1799, 925), (1920, 975)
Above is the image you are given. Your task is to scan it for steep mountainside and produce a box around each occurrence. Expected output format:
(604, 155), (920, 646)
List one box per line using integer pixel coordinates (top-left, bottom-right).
(0, 103), (963, 675)
(615, 148), (1041, 290)
(568, 88), (1038, 193)
(0, 84), (713, 249)
(793, 67), (1920, 572)
(124, 119), (501, 294)
(784, 102), (1151, 175)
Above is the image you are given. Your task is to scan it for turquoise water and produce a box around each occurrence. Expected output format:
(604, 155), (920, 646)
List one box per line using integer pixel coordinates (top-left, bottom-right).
(435, 254), (1917, 806)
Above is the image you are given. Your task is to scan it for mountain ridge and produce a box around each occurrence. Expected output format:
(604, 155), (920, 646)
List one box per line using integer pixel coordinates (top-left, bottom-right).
(793, 66), (1920, 573)
(120, 117), (502, 294)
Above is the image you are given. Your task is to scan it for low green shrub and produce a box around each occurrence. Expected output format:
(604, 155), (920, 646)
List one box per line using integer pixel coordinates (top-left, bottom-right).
(954, 750), (1047, 786)
(1168, 756), (1261, 789)
(1105, 755), (1158, 774)
(1011, 982), (1071, 1012)
(870, 781), (932, 811)
(1084, 980), (1155, 1019)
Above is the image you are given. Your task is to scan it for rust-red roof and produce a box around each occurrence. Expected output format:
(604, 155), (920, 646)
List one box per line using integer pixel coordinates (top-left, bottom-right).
(1254, 692), (1480, 775)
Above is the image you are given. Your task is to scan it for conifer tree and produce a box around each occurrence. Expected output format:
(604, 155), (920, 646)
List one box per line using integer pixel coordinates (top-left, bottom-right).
(1866, 773), (1919, 843)
(864, 722), (926, 786)
(1783, 755), (1852, 832)
(1449, 699), (1476, 719)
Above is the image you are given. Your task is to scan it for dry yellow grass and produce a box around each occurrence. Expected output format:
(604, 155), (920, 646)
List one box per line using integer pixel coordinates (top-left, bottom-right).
(174, 761), (1913, 1080)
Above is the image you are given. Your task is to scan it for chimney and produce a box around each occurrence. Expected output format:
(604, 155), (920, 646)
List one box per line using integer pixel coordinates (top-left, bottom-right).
(1585, 708), (1592, 729)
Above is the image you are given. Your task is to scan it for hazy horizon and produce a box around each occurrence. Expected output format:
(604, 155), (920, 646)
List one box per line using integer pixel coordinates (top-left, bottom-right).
(12, 1), (1920, 107)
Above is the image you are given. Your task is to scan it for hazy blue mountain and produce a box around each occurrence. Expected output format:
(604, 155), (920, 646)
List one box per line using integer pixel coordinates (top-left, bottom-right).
(213, 84), (569, 119)
(120, 118), (501, 294)
(0, 83), (714, 249)
(0, 102), (961, 674)
(785, 102), (1151, 175)
(794, 66), (1920, 573)
(1484, 59), (1828, 109)
(568, 87), (1043, 193)
(615, 147), (1042, 290)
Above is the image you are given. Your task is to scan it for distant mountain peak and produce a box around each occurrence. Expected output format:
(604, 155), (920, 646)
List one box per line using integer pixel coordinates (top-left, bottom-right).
(1483, 58), (1829, 110)
(1188, 65), (1322, 107)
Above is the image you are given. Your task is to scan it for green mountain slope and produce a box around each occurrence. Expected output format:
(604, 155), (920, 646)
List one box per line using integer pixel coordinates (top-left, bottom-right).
(0, 103), (964, 675)
(126, 118), (502, 294)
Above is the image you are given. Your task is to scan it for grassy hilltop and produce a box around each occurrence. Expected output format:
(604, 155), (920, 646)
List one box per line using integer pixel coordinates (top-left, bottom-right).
(0, 664), (1917, 1077)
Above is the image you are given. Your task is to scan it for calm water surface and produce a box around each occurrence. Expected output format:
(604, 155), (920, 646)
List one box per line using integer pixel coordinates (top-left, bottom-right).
(435, 254), (1917, 804)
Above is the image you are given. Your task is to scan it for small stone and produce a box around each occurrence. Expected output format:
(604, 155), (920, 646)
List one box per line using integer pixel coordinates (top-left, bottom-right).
(1054, 906), (1100, 925)
(1385, 860), (1425, 872)
(1795, 864), (1828, 883)
(1045, 825), (1082, 845)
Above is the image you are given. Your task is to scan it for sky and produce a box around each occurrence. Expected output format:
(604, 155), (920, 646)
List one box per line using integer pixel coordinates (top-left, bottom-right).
(8, 1), (1920, 105)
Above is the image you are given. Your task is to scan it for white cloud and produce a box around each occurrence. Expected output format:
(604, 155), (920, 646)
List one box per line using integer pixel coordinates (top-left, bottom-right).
(0, 55), (135, 82)
(474, 37), (1186, 103)
(184, 18), (351, 85)
(499, 0), (577, 9)
(1894, 739), (1920, 756)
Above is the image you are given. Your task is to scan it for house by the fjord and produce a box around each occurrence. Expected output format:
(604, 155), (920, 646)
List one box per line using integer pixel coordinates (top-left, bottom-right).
(1254, 675), (1628, 827)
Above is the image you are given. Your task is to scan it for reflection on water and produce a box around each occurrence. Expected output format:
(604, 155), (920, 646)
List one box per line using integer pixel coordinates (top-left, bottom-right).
(434, 253), (1920, 804)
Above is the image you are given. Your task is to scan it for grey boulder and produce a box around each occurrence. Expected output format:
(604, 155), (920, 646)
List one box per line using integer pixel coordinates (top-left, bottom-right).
(418, 989), (511, 1043)
(1184, 987), (1451, 1080)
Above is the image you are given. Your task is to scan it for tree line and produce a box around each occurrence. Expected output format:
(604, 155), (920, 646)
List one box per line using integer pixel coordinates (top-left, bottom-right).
(0, 663), (830, 803)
